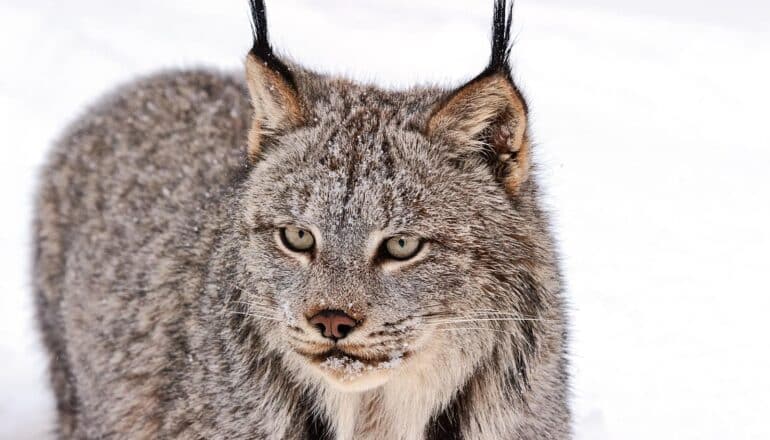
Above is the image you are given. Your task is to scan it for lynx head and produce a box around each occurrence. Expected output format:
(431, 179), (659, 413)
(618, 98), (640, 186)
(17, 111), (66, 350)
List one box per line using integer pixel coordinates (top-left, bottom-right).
(233, 0), (554, 392)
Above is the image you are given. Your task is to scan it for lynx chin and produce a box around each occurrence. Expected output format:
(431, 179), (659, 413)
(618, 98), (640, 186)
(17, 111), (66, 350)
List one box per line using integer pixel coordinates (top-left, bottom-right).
(33, 0), (570, 438)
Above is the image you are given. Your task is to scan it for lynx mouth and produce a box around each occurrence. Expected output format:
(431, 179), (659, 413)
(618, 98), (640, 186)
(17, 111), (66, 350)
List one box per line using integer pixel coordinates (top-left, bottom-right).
(313, 348), (404, 364)
(297, 348), (408, 382)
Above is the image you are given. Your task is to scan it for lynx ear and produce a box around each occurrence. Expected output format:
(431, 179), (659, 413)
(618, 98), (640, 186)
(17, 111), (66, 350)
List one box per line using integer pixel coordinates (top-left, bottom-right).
(426, 0), (530, 194)
(245, 0), (304, 162)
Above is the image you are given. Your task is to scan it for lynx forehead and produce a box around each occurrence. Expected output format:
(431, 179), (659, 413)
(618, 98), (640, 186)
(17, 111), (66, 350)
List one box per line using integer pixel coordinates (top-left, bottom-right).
(34, 1), (570, 439)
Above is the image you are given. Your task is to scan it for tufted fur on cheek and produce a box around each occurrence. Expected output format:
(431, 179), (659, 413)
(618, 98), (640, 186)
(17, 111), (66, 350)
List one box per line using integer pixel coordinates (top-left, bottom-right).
(426, 73), (530, 195)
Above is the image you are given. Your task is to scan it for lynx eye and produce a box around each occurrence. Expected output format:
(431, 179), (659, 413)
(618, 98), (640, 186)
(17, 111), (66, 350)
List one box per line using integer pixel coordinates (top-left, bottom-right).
(280, 226), (315, 252)
(383, 236), (422, 260)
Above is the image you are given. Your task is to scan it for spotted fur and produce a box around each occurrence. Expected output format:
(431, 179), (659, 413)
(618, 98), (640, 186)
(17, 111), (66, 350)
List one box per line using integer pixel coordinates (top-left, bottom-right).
(34, 1), (570, 438)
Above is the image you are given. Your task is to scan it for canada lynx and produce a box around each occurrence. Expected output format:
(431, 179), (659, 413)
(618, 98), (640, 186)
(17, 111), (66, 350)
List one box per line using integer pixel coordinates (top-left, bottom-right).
(33, 0), (570, 438)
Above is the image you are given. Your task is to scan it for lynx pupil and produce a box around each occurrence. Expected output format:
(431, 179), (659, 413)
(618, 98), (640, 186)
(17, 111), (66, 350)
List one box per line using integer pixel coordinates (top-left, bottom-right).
(281, 226), (314, 252)
(384, 236), (420, 260)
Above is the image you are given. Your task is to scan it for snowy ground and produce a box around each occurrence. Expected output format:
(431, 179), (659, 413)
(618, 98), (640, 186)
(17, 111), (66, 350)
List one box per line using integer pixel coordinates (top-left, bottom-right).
(1, 1), (768, 438)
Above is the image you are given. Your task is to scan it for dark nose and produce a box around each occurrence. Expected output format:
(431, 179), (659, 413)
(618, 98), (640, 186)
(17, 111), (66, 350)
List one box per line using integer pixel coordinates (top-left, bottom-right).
(308, 310), (357, 340)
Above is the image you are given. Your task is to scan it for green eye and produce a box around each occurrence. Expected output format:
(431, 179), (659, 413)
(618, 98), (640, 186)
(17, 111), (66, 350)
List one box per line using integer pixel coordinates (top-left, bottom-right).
(383, 236), (422, 260)
(280, 226), (315, 252)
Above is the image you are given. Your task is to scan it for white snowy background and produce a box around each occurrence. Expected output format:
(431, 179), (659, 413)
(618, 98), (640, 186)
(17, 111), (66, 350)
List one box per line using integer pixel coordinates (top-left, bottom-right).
(1, 0), (768, 438)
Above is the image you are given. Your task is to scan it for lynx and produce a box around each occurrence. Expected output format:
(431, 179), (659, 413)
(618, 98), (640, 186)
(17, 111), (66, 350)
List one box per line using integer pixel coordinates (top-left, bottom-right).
(33, 0), (570, 438)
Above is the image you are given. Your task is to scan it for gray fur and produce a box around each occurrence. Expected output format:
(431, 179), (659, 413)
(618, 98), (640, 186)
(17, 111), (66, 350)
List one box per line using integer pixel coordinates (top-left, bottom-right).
(33, 6), (570, 440)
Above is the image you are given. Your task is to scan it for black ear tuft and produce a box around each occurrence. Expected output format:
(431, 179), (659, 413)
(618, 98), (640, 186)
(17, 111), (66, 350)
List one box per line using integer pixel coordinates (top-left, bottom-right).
(248, 0), (296, 90)
(427, 0), (531, 193)
(485, 0), (514, 78)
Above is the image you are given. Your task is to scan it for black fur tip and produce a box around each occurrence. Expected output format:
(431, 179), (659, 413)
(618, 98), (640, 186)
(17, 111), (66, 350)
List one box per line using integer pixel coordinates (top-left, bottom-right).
(248, 0), (297, 89)
(486, 0), (514, 77)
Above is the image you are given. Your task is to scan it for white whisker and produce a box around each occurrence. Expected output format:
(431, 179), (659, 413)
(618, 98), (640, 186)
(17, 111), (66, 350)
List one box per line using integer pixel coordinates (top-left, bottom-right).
(227, 311), (282, 322)
(425, 317), (547, 325)
(434, 327), (522, 338)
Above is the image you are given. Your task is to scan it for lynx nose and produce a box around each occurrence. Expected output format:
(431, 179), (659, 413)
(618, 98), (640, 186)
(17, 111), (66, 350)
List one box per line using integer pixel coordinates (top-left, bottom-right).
(308, 310), (357, 340)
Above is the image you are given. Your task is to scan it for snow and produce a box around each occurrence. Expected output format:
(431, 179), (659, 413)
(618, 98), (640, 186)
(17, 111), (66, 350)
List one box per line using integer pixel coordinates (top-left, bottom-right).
(320, 352), (404, 381)
(281, 301), (298, 326)
(1, 0), (768, 438)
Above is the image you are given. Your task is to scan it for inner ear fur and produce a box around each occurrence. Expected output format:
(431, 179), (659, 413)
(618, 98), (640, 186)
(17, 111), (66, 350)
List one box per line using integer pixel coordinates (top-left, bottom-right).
(245, 53), (305, 163)
(427, 73), (530, 194)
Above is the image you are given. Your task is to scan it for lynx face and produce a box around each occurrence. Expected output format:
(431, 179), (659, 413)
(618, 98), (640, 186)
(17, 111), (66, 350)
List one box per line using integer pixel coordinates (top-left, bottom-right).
(234, 92), (536, 391)
(233, 0), (539, 392)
